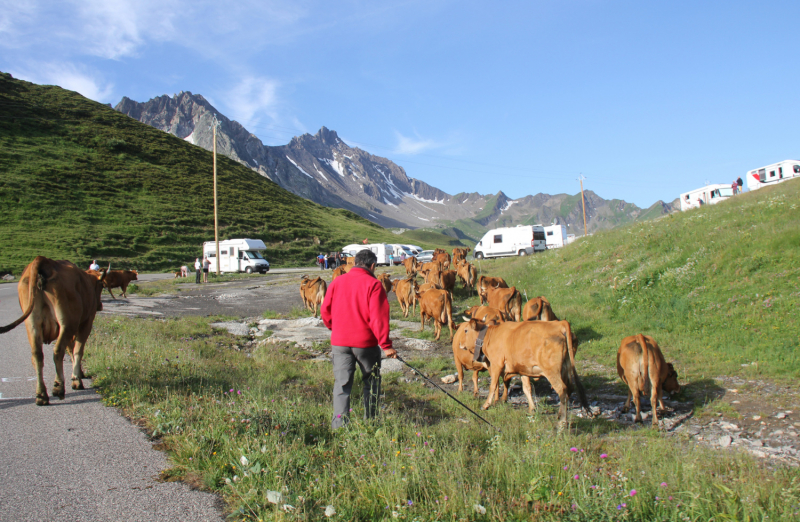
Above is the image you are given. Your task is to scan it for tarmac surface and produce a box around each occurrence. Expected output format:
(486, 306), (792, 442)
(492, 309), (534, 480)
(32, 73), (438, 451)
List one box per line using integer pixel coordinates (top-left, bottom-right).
(0, 274), (224, 522)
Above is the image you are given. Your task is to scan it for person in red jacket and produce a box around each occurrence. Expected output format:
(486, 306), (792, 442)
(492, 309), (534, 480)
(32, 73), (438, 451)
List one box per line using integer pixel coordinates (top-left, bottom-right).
(321, 249), (397, 429)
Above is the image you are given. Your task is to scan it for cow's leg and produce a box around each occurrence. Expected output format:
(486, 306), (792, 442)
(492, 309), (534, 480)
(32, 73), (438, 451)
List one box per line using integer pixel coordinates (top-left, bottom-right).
(433, 321), (441, 341)
(106, 287), (116, 300)
(632, 391), (642, 423)
(501, 374), (512, 402)
(25, 320), (49, 406)
(521, 376), (536, 413)
(650, 383), (661, 427)
(481, 365), (503, 410)
(70, 325), (93, 390)
(120, 283), (128, 298)
(455, 358), (465, 392)
(550, 377), (569, 427)
(471, 369), (480, 397)
(51, 327), (76, 400)
(621, 386), (632, 413)
(419, 311), (425, 331)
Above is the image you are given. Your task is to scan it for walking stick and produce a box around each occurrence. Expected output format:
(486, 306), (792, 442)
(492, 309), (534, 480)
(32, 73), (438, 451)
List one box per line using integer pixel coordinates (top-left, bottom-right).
(395, 355), (499, 431)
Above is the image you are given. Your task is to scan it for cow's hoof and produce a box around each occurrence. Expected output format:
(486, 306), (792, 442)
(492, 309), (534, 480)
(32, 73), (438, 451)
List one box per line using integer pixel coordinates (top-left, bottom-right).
(72, 379), (84, 390)
(52, 383), (66, 400)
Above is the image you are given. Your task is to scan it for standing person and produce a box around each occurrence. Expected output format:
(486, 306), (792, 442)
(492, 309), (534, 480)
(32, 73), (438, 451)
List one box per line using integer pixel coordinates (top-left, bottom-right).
(324, 253), (329, 270)
(317, 253), (325, 270)
(388, 252), (394, 266)
(321, 249), (397, 429)
(195, 258), (201, 283)
(202, 256), (210, 283)
(89, 259), (100, 271)
(737, 177), (744, 194)
(731, 180), (738, 195)
(400, 252), (406, 263)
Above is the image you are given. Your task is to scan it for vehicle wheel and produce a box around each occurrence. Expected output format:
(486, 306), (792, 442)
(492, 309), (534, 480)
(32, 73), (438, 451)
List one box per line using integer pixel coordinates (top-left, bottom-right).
(518, 250), (527, 256)
(475, 252), (484, 260)
(245, 267), (253, 274)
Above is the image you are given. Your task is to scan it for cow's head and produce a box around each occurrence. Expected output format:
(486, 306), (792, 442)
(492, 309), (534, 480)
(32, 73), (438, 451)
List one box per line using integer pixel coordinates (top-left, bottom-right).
(93, 268), (108, 311)
(663, 363), (680, 394)
(130, 269), (138, 280)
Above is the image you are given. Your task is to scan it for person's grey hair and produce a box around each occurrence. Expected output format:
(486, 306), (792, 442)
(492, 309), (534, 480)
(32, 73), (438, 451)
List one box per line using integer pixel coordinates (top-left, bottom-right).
(354, 249), (377, 267)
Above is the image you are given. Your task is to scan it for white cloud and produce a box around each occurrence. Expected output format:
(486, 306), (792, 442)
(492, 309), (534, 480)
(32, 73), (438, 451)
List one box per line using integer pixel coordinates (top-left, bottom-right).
(224, 76), (280, 130)
(10, 62), (114, 102)
(393, 131), (442, 155)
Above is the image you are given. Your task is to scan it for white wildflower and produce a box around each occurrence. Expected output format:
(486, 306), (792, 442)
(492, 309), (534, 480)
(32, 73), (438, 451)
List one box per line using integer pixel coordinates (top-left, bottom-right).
(474, 504), (486, 514)
(240, 455), (249, 467)
(324, 505), (336, 517)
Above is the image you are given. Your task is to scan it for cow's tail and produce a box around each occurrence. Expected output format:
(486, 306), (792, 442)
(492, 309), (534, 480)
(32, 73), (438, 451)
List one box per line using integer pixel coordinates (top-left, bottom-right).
(564, 321), (590, 415)
(316, 280), (327, 304)
(0, 257), (45, 334)
(511, 289), (522, 321)
(442, 291), (454, 331)
(636, 333), (649, 394)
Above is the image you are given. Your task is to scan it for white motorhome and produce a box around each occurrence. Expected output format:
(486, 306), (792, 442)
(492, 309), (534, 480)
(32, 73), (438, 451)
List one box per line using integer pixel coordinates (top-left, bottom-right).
(473, 225), (546, 259)
(403, 244), (422, 255)
(679, 184), (734, 211)
(341, 243), (394, 266)
(544, 224), (568, 249)
(745, 160), (800, 191)
(390, 244), (416, 264)
(203, 239), (270, 273)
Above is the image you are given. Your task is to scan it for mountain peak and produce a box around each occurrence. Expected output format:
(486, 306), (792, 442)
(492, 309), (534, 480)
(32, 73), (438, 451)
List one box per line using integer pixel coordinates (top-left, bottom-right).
(315, 126), (340, 146)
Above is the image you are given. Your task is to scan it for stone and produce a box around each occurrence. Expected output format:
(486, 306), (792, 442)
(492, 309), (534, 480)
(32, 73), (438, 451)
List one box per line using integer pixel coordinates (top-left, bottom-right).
(381, 359), (405, 374)
(750, 439), (763, 446)
(776, 412), (787, 419)
(752, 415), (762, 421)
(210, 322), (250, 336)
(751, 450), (767, 458)
(720, 422), (739, 431)
(1, 274), (14, 281)
(267, 490), (285, 504)
(718, 435), (732, 448)
(441, 374), (457, 384)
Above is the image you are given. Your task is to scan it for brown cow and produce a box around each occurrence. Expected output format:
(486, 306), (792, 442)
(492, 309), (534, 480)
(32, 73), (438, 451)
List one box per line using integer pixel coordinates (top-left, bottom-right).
(391, 277), (418, 317)
(420, 266), (442, 286)
(0, 257), (107, 405)
(416, 288), (454, 340)
(617, 334), (680, 426)
(523, 296), (560, 321)
(300, 275), (327, 317)
(433, 252), (450, 269)
(477, 275), (508, 305)
(439, 269), (457, 293)
(462, 305), (506, 324)
(452, 318), (518, 402)
(403, 257), (420, 276)
(377, 273), (392, 295)
(331, 265), (348, 281)
(89, 268), (138, 299)
(455, 260), (477, 289)
(485, 285), (522, 321)
(417, 282), (442, 294)
(461, 319), (590, 425)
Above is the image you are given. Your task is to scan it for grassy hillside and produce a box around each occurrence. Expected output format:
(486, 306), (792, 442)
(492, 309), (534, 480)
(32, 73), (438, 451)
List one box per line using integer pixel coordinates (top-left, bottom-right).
(0, 73), (458, 273)
(476, 179), (800, 379)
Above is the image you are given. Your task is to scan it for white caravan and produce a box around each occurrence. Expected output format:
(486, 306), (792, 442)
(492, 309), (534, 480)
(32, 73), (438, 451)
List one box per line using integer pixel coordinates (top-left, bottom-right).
(679, 184), (734, 211)
(745, 160), (800, 191)
(203, 239), (270, 273)
(544, 225), (568, 249)
(341, 243), (394, 266)
(473, 225), (546, 259)
(390, 244), (416, 263)
(403, 244), (422, 255)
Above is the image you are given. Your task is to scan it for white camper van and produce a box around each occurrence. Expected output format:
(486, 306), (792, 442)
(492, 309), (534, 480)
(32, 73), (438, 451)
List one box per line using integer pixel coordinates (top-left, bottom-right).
(203, 239), (270, 273)
(745, 160), (800, 191)
(679, 184), (734, 211)
(473, 225), (546, 259)
(341, 243), (394, 266)
(544, 225), (568, 249)
(390, 244), (416, 264)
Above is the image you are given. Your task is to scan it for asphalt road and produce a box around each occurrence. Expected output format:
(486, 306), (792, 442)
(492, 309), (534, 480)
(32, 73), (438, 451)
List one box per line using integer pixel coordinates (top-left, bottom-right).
(0, 278), (223, 522)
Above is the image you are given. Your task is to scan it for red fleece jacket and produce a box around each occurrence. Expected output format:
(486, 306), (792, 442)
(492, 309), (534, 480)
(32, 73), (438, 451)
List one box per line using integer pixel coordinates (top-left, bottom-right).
(321, 266), (393, 351)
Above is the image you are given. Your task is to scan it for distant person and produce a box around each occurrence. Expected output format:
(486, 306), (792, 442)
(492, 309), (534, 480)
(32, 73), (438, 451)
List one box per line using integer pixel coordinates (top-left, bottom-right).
(737, 177), (744, 194)
(697, 198), (704, 206)
(89, 259), (100, 271)
(400, 252), (406, 262)
(317, 253), (325, 270)
(324, 254), (329, 270)
(388, 252), (394, 266)
(731, 181), (738, 195)
(180, 265), (189, 278)
(195, 258), (201, 283)
(321, 249), (396, 429)
(202, 256), (210, 283)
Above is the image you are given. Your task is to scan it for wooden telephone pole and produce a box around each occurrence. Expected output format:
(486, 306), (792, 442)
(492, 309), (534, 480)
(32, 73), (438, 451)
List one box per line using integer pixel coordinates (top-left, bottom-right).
(578, 174), (588, 237)
(212, 116), (221, 275)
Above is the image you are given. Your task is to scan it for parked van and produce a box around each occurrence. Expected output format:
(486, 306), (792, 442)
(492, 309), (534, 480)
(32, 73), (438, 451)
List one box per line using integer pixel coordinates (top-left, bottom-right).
(544, 224), (568, 249)
(390, 244), (416, 264)
(473, 225), (546, 259)
(341, 243), (394, 266)
(679, 184), (734, 211)
(745, 160), (800, 191)
(203, 239), (270, 273)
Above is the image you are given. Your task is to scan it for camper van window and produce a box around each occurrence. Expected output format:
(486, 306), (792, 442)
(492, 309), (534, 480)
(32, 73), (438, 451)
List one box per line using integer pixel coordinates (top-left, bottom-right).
(493, 235), (502, 244)
(534, 231), (546, 241)
(770, 171), (776, 178)
(794, 165), (800, 174)
(719, 188), (733, 197)
(759, 169), (766, 181)
(238, 251), (244, 259)
(229, 248), (234, 256)
(546, 231), (554, 236)
(244, 251), (264, 260)
(206, 253), (215, 258)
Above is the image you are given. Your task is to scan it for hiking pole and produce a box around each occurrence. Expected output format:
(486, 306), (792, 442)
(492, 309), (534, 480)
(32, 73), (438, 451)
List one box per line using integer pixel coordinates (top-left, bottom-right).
(395, 355), (499, 432)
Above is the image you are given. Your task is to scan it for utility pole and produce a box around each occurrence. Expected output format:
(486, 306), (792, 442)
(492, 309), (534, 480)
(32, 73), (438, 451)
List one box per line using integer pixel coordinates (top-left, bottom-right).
(211, 115), (221, 275)
(578, 174), (588, 237)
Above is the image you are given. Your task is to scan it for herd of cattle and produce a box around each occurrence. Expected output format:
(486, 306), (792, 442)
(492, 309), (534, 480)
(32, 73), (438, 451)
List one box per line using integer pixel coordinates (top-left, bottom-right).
(300, 247), (681, 428)
(1, 252), (679, 429)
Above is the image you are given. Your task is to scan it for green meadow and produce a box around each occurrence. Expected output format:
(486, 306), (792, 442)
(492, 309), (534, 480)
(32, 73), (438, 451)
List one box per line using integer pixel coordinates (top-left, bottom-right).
(84, 179), (800, 520)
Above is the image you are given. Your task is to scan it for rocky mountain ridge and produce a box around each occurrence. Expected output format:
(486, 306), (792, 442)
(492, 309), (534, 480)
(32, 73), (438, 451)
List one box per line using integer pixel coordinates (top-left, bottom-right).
(115, 92), (677, 240)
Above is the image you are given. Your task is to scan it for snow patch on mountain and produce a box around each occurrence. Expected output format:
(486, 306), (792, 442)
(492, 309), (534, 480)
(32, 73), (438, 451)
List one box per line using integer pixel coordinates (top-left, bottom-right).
(286, 156), (313, 178)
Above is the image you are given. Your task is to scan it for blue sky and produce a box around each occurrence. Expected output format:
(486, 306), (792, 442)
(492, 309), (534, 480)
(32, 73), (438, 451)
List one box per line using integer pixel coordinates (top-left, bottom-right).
(2, 1), (798, 208)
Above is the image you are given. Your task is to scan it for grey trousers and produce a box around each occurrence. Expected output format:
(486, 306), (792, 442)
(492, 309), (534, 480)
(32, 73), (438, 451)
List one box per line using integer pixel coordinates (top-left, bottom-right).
(331, 345), (382, 429)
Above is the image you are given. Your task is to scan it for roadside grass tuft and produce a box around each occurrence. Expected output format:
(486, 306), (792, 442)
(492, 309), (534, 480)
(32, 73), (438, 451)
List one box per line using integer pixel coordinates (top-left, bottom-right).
(87, 315), (799, 520)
